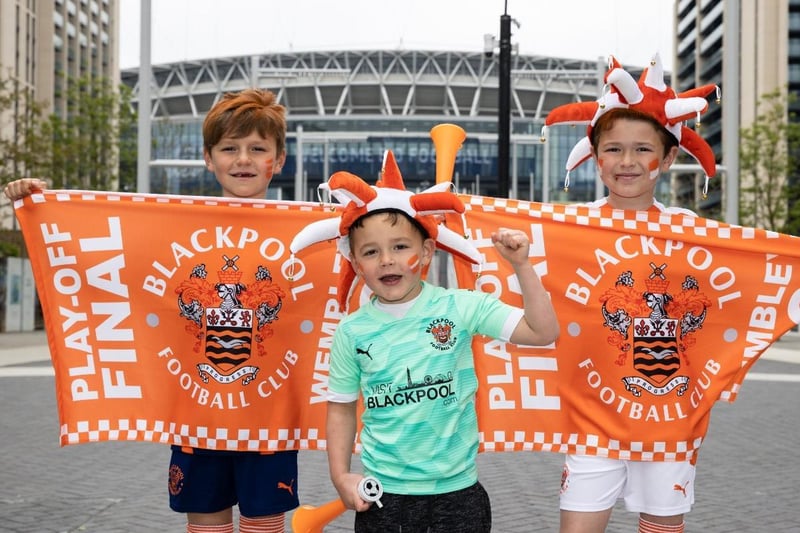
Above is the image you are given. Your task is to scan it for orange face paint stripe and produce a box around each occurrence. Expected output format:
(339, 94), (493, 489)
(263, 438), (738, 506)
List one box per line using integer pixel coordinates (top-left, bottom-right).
(408, 253), (421, 273)
(649, 158), (661, 179)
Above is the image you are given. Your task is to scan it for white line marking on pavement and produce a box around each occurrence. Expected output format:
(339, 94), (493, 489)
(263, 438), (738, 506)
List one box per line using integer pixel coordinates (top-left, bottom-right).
(761, 350), (800, 364)
(0, 367), (55, 377)
(745, 372), (800, 382)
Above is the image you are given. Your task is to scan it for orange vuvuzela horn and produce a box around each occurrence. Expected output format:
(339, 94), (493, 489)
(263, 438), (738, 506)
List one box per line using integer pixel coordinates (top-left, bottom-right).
(292, 477), (383, 532)
(291, 498), (346, 533)
(430, 123), (466, 184)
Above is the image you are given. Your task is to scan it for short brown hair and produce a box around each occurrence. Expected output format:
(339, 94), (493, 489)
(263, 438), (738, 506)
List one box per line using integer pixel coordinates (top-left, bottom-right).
(202, 88), (286, 155)
(590, 107), (678, 157)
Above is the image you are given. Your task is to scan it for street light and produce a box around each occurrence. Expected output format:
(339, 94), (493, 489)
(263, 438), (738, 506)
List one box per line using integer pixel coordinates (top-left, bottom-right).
(485, 2), (519, 198)
(498, 11), (512, 198)
(137, 0), (152, 194)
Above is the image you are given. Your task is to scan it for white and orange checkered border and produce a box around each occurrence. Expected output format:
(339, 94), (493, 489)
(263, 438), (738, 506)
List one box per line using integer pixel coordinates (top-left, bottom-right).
(60, 419), (709, 462)
(18, 189), (800, 250)
(461, 195), (799, 245)
(18, 189), (339, 214)
(60, 419), (327, 452)
(478, 430), (704, 462)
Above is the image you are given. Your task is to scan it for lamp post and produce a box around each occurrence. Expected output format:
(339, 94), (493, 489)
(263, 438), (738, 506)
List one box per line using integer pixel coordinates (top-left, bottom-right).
(137, 0), (152, 193)
(498, 7), (512, 198)
(722, 0), (740, 224)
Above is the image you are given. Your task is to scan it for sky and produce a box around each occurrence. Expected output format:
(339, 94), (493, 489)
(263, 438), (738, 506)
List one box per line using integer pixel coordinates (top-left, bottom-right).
(118, 0), (676, 71)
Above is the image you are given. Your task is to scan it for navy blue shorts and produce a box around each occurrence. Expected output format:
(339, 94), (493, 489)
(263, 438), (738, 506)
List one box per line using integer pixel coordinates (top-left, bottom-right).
(168, 446), (299, 517)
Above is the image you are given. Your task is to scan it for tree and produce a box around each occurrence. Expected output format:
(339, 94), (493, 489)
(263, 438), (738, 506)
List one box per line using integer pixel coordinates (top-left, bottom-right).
(0, 72), (137, 192)
(0, 75), (51, 186)
(0, 71), (137, 246)
(0, 73), (52, 233)
(44, 75), (137, 191)
(738, 88), (800, 234)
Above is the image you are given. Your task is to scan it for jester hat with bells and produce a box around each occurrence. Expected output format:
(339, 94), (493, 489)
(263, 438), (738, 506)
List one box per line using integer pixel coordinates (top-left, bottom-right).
(540, 53), (721, 197)
(289, 150), (482, 311)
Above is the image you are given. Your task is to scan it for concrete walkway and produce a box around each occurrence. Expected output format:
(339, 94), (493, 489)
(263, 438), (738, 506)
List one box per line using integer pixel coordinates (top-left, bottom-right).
(1, 329), (798, 532)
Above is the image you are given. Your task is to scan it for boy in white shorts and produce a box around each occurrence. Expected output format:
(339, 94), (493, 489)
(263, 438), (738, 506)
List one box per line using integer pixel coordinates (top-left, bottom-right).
(561, 455), (695, 526)
(544, 53), (718, 533)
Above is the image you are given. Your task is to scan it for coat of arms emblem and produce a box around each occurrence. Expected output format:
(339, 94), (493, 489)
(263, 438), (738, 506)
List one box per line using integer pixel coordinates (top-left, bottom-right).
(599, 264), (712, 397)
(175, 255), (285, 385)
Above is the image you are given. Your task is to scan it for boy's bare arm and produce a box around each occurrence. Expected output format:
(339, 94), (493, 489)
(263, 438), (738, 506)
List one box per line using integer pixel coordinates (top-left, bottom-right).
(326, 400), (371, 511)
(492, 228), (560, 347)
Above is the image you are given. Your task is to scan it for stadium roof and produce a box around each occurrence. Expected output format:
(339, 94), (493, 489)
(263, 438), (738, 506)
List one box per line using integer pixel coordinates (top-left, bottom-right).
(122, 49), (622, 121)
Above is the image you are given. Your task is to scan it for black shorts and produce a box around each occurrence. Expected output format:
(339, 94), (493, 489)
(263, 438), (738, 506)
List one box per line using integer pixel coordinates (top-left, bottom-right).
(354, 481), (491, 533)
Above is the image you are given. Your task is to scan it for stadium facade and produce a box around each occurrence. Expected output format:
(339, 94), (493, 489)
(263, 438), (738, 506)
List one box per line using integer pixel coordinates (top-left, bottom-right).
(122, 49), (662, 205)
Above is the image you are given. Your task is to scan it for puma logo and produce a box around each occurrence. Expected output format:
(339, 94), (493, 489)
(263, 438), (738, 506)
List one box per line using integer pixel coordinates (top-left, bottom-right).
(356, 344), (373, 360)
(277, 479), (295, 496)
(673, 480), (690, 497)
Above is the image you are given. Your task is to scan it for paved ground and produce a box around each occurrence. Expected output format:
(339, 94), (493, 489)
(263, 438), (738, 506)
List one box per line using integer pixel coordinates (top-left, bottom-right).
(1, 330), (799, 532)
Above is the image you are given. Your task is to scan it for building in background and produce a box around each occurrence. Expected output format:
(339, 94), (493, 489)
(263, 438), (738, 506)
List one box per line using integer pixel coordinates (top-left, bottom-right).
(5, 2), (797, 223)
(0, 0), (118, 331)
(0, 0), (119, 231)
(121, 50), (618, 204)
(674, 0), (798, 220)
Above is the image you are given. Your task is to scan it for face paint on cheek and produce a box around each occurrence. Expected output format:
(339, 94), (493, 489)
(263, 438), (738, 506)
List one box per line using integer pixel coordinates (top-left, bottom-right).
(407, 254), (421, 274)
(265, 157), (275, 180)
(648, 158), (660, 180)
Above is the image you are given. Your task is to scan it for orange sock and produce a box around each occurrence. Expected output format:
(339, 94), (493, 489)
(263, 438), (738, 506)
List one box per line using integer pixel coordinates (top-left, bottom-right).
(239, 513), (285, 533)
(638, 517), (685, 533)
(186, 523), (234, 533)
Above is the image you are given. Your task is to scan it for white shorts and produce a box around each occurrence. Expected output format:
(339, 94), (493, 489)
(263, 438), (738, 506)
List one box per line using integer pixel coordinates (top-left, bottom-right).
(559, 455), (695, 516)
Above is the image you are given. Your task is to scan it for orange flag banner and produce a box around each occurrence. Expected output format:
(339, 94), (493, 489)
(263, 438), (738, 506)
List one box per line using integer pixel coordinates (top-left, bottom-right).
(454, 196), (800, 461)
(12, 191), (800, 460)
(14, 191), (344, 451)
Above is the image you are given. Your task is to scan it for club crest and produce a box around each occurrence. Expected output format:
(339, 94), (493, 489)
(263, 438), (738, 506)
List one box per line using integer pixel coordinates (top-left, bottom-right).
(427, 318), (457, 350)
(175, 255), (285, 385)
(599, 263), (712, 397)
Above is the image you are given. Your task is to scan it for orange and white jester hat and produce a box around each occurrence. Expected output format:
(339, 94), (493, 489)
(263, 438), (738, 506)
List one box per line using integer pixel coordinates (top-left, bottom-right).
(289, 149), (482, 310)
(541, 53), (721, 197)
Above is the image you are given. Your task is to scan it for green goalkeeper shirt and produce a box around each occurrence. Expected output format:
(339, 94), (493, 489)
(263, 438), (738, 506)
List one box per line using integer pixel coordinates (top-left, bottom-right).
(328, 281), (522, 495)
